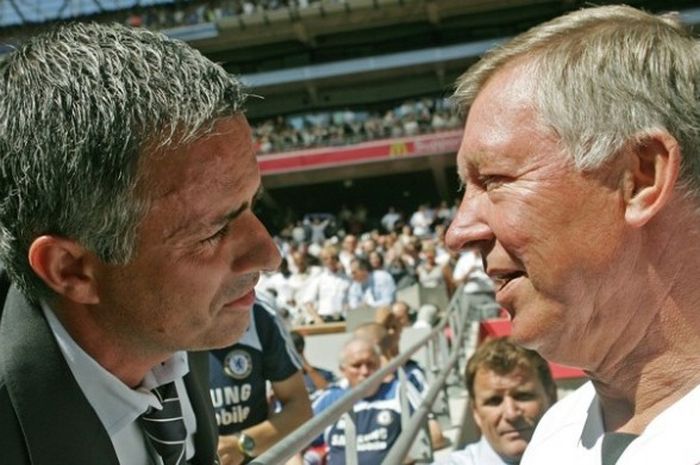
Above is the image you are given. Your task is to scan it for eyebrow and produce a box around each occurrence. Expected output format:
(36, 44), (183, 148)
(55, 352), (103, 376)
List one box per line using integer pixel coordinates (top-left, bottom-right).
(209, 184), (264, 229)
(163, 184), (263, 243)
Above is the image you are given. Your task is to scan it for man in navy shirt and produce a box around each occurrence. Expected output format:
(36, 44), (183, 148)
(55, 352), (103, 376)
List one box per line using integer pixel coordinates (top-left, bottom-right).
(209, 298), (312, 464)
(311, 337), (421, 465)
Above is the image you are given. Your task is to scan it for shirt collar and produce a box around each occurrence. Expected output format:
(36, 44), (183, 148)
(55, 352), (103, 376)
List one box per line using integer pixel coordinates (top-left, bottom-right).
(41, 301), (190, 436)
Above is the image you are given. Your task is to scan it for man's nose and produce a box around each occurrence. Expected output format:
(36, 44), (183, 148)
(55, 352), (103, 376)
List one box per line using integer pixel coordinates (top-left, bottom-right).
(502, 396), (522, 420)
(234, 212), (282, 273)
(444, 190), (493, 254)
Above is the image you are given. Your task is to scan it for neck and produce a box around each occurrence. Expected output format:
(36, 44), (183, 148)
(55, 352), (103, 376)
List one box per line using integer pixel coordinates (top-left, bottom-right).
(51, 299), (170, 388)
(587, 216), (700, 433)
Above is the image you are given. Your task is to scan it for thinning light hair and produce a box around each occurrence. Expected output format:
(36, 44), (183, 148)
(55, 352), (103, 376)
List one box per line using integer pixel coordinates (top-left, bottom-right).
(0, 22), (247, 300)
(339, 336), (381, 368)
(454, 5), (700, 196)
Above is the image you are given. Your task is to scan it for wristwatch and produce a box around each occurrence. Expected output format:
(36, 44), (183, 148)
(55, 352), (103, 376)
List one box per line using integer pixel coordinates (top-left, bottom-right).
(237, 432), (256, 459)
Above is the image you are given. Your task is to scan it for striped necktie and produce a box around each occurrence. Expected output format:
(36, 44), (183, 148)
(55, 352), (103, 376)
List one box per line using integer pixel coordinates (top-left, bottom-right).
(140, 381), (187, 465)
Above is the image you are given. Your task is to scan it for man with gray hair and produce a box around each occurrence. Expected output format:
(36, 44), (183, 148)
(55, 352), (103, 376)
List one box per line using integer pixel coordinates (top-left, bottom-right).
(445, 5), (700, 465)
(0, 22), (280, 465)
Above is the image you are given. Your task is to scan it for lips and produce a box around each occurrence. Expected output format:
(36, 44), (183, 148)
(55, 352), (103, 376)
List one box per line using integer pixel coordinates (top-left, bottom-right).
(500, 427), (532, 438)
(489, 270), (526, 318)
(223, 288), (256, 309)
(492, 271), (526, 291)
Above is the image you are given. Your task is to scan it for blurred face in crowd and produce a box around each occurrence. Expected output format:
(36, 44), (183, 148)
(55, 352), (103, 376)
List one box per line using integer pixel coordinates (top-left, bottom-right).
(321, 251), (341, 273)
(368, 251), (383, 270)
(471, 365), (553, 461)
(361, 238), (377, 255)
(292, 251), (308, 273)
(341, 339), (381, 391)
(445, 62), (632, 364)
(96, 116), (281, 356)
(343, 235), (357, 252)
(350, 261), (369, 283)
(391, 302), (411, 328)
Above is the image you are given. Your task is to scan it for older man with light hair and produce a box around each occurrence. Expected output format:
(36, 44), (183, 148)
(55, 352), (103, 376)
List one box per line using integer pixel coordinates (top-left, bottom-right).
(446, 5), (700, 465)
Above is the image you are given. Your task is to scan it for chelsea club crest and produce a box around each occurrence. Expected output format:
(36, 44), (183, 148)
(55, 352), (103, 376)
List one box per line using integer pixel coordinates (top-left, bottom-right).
(224, 349), (253, 380)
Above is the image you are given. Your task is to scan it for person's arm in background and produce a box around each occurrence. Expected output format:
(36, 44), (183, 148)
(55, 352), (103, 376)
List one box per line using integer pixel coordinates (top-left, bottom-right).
(217, 373), (311, 465)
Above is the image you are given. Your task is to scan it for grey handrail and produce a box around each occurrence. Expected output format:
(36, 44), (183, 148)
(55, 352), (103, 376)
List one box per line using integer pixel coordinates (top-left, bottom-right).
(250, 287), (474, 465)
(381, 310), (469, 464)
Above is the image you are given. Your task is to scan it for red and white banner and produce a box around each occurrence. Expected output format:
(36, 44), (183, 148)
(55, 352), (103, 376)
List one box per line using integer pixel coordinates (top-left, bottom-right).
(258, 129), (463, 175)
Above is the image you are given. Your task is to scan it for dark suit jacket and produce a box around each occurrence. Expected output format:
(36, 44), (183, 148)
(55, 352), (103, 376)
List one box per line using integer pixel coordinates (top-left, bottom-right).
(0, 280), (219, 465)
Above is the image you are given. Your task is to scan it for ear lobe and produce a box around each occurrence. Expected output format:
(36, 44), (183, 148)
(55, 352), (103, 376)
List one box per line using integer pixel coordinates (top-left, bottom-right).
(28, 235), (100, 304)
(623, 131), (681, 228)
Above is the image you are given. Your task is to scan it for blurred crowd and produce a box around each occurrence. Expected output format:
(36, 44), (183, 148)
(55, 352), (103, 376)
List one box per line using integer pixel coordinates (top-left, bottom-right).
(124, 0), (321, 30)
(257, 199), (496, 328)
(252, 97), (463, 155)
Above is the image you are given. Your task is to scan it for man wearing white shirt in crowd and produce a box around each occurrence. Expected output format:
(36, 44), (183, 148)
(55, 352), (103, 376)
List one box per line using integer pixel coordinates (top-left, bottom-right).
(381, 206), (402, 233)
(434, 338), (556, 465)
(338, 234), (358, 276)
(452, 248), (499, 319)
(348, 258), (397, 309)
(301, 246), (351, 324)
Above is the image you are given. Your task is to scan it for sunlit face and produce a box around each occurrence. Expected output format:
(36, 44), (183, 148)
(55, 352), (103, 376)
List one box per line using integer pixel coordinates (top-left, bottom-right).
(341, 341), (381, 390)
(445, 61), (637, 366)
(471, 366), (552, 461)
(350, 262), (368, 283)
(93, 116), (281, 357)
(391, 302), (411, 328)
(321, 252), (340, 272)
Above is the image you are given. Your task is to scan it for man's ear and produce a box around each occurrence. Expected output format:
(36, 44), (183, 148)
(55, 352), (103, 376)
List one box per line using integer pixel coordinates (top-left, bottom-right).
(28, 235), (100, 304)
(623, 131), (681, 228)
(470, 400), (483, 431)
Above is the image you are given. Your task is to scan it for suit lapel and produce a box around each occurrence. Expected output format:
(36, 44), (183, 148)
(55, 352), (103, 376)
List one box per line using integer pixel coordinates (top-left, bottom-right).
(0, 286), (119, 465)
(185, 351), (219, 465)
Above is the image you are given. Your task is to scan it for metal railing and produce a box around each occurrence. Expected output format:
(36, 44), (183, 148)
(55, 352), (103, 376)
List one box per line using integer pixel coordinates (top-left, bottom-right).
(250, 287), (481, 465)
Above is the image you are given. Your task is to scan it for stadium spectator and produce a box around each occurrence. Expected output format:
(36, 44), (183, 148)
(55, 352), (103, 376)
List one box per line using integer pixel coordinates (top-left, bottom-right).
(301, 245), (351, 324)
(290, 330), (337, 399)
(434, 338), (556, 465)
(209, 298), (312, 465)
(309, 337), (422, 465)
(339, 233), (358, 275)
(391, 300), (415, 328)
(451, 248), (499, 320)
(348, 257), (397, 309)
(446, 5), (700, 464)
(409, 204), (435, 238)
(416, 242), (448, 289)
(381, 206), (402, 233)
(0, 22), (280, 464)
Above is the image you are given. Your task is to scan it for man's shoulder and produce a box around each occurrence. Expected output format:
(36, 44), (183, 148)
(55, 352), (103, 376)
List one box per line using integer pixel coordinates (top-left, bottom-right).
(432, 441), (486, 465)
(312, 383), (347, 411)
(0, 382), (31, 464)
(532, 381), (596, 436)
(521, 382), (597, 464)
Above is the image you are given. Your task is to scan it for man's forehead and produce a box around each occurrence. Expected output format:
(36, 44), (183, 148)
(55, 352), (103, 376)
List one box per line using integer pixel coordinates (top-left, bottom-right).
(476, 365), (538, 387)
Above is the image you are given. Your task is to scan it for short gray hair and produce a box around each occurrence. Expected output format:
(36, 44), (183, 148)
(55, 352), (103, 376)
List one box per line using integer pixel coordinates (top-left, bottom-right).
(454, 5), (700, 194)
(0, 22), (248, 300)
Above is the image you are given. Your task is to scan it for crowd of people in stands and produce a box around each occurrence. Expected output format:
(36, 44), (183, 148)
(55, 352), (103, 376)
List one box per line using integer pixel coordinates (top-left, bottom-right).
(256, 199), (496, 329)
(252, 97), (463, 154)
(125, 0), (337, 30)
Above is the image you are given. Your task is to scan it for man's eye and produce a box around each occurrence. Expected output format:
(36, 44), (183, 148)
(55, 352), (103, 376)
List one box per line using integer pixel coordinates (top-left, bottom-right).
(203, 224), (230, 245)
(483, 396), (503, 406)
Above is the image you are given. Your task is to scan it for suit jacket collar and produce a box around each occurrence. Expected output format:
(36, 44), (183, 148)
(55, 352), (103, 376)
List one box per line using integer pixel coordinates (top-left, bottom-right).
(0, 286), (219, 465)
(0, 285), (119, 465)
